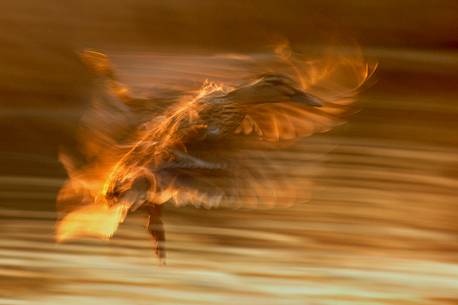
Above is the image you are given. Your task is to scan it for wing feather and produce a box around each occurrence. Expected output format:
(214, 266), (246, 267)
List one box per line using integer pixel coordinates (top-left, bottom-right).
(167, 53), (375, 209)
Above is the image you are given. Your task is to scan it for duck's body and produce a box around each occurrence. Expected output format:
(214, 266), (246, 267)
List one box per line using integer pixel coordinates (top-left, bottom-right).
(100, 68), (325, 260)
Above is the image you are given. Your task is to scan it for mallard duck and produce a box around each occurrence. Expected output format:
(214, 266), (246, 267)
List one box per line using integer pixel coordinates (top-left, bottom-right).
(57, 49), (373, 263)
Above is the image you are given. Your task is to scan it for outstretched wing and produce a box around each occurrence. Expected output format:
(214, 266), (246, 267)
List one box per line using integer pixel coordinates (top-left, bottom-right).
(77, 50), (181, 158)
(59, 49), (374, 214)
(230, 74), (354, 142)
(162, 54), (375, 209)
(229, 52), (375, 142)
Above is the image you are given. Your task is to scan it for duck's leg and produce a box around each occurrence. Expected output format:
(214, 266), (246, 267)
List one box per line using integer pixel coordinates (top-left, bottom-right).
(146, 204), (166, 263)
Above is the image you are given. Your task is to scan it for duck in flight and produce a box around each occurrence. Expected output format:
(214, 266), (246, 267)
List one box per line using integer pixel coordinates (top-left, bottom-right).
(57, 49), (374, 263)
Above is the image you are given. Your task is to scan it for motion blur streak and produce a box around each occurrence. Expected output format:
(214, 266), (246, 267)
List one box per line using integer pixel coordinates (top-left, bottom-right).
(1, 1), (457, 305)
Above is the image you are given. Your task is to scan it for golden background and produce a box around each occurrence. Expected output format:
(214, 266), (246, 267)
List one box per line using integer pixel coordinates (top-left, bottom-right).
(0, 1), (457, 304)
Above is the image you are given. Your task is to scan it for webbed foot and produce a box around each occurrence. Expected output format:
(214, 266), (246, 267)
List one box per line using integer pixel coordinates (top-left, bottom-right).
(146, 204), (166, 264)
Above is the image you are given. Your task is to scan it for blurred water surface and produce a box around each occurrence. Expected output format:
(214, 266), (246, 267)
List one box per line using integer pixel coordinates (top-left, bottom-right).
(1, 1), (458, 305)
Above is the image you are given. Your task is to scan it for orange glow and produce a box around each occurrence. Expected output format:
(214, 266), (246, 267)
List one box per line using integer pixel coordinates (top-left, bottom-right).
(56, 203), (129, 241)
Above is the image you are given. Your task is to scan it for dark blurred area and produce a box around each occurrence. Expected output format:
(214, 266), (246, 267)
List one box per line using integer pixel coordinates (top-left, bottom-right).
(1, 1), (457, 165)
